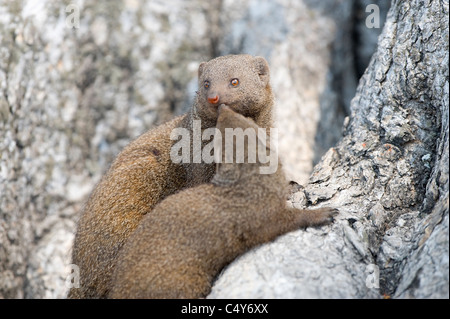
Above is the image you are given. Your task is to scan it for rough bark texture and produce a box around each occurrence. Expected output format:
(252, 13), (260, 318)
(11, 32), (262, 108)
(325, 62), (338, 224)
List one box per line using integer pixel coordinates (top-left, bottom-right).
(1, 0), (447, 299)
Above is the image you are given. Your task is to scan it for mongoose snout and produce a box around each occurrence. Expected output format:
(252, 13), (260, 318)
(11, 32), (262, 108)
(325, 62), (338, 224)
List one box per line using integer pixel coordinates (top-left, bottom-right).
(207, 94), (220, 104)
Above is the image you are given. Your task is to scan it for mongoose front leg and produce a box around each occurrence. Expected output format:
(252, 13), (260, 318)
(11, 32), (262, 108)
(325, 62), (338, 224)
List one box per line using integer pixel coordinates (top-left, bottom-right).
(292, 207), (338, 228)
(247, 207), (338, 248)
(274, 207), (338, 236)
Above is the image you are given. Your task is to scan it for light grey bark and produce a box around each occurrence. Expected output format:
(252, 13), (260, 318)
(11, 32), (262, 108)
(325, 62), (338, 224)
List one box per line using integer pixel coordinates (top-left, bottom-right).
(209, 0), (449, 298)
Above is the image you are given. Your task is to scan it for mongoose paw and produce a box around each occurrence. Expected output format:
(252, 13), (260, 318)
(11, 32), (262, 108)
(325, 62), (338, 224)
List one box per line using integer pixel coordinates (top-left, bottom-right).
(288, 180), (303, 195)
(218, 104), (230, 112)
(315, 207), (339, 225)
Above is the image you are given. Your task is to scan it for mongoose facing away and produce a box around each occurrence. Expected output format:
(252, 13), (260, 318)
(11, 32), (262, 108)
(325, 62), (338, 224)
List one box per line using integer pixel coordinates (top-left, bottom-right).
(109, 105), (338, 299)
(69, 54), (275, 298)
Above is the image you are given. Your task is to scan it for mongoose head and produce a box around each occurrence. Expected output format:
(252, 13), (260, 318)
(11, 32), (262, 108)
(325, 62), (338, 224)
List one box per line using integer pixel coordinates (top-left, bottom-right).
(195, 54), (273, 124)
(212, 104), (274, 184)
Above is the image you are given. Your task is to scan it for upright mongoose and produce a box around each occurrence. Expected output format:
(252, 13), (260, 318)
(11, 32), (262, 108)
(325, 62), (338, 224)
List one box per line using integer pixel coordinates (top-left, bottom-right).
(109, 105), (338, 299)
(69, 54), (275, 298)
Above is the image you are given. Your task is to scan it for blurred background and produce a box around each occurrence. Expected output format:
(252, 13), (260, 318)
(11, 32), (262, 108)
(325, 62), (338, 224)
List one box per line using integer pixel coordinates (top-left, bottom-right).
(0, 0), (390, 298)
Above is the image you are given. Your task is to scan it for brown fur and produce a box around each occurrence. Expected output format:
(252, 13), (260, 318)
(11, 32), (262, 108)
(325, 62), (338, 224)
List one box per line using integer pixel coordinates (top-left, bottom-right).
(108, 105), (338, 299)
(69, 55), (276, 298)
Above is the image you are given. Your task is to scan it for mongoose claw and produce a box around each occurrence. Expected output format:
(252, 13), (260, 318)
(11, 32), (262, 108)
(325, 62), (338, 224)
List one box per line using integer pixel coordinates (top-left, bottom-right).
(324, 207), (339, 223)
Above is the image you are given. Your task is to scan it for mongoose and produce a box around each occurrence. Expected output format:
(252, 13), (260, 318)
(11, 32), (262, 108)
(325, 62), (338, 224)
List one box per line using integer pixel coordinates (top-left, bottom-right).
(108, 105), (338, 299)
(69, 54), (276, 298)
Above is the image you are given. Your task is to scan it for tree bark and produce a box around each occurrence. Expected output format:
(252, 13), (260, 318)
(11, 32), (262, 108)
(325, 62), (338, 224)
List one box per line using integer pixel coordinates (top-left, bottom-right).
(209, 0), (449, 298)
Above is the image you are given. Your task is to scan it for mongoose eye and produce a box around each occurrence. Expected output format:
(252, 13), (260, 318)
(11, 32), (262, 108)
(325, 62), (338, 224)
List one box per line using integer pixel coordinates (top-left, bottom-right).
(204, 81), (210, 89)
(230, 78), (239, 87)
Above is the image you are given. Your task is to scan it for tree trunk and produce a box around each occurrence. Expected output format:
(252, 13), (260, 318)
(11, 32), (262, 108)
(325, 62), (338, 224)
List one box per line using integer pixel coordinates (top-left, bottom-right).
(209, 0), (449, 298)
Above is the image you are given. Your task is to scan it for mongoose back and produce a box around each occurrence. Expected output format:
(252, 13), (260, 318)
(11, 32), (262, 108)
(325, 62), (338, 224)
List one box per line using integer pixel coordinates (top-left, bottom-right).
(69, 55), (276, 298)
(108, 105), (338, 299)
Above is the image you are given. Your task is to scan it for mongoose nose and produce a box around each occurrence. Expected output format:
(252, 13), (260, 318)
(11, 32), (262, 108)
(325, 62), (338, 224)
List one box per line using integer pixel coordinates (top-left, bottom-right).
(208, 95), (219, 104)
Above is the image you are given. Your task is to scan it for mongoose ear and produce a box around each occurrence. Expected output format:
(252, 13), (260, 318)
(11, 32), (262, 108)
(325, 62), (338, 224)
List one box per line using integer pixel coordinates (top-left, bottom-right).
(198, 62), (207, 78)
(254, 56), (270, 86)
